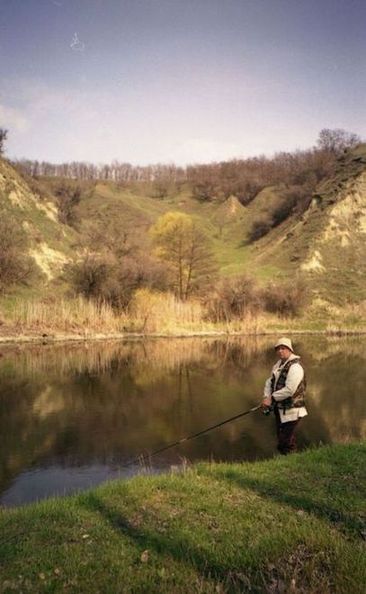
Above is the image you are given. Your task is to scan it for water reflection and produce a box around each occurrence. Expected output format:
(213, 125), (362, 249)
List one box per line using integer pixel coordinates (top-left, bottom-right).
(0, 336), (365, 506)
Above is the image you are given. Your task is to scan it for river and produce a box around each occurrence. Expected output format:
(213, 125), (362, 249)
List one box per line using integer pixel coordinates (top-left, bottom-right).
(0, 336), (365, 506)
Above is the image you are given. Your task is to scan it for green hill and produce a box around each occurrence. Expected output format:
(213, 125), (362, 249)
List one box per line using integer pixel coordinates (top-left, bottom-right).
(1, 145), (366, 306)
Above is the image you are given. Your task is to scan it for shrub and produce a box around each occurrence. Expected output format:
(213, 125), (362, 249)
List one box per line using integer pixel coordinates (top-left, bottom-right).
(248, 217), (273, 242)
(0, 208), (34, 292)
(54, 182), (81, 226)
(67, 253), (169, 310)
(204, 275), (262, 322)
(68, 254), (113, 301)
(271, 196), (297, 227)
(261, 279), (308, 317)
(248, 184), (314, 243)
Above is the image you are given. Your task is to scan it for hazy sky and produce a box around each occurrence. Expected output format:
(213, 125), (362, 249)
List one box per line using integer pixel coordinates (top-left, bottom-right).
(1, 0), (365, 165)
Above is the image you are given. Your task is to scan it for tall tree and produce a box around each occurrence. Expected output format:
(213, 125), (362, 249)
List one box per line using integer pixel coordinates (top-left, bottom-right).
(151, 212), (216, 300)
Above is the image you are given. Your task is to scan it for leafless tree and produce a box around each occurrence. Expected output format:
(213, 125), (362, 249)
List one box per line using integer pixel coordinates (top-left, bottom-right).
(317, 128), (361, 154)
(0, 128), (8, 155)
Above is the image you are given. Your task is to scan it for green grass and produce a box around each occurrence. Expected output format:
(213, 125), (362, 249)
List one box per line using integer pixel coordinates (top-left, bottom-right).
(1, 443), (365, 593)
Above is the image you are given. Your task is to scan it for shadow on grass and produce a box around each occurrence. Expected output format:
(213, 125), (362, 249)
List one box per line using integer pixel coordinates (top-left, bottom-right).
(198, 458), (364, 538)
(82, 492), (256, 591)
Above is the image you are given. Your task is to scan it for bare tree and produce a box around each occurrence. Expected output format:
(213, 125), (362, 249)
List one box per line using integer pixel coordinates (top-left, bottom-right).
(0, 128), (8, 155)
(317, 128), (361, 154)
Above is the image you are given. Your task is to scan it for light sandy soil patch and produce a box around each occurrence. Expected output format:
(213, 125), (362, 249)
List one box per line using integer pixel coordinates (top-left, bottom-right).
(301, 249), (325, 272)
(8, 190), (24, 208)
(322, 171), (366, 242)
(35, 200), (59, 222)
(29, 242), (70, 279)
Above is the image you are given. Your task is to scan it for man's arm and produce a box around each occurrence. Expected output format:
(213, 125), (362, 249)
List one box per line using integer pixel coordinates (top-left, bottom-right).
(272, 363), (304, 402)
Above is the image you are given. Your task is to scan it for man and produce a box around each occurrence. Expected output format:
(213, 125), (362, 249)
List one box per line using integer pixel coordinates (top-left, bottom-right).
(262, 337), (307, 455)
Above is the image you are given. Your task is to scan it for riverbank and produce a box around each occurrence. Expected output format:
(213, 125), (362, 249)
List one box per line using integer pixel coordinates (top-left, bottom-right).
(2, 293), (366, 345)
(1, 443), (365, 593)
(2, 327), (366, 346)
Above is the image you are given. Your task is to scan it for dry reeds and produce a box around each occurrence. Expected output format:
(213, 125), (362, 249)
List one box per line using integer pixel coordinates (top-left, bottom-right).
(1, 289), (315, 339)
(7, 297), (126, 335)
(128, 289), (283, 335)
(128, 289), (206, 334)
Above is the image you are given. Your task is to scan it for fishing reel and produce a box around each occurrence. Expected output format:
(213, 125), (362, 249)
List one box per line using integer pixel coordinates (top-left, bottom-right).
(262, 404), (274, 416)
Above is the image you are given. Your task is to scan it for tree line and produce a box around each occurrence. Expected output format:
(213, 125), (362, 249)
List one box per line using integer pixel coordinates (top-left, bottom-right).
(14, 159), (187, 183)
(12, 128), (361, 207)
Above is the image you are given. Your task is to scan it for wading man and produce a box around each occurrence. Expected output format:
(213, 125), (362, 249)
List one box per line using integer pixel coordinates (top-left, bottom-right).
(262, 338), (307, 455)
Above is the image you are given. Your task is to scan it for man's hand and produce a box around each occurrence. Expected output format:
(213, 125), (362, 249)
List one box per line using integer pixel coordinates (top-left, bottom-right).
(262, 397), (272, 409)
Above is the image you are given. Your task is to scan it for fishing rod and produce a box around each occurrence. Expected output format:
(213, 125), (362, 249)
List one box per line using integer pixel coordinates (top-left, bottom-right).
(122, 403), (262, 469)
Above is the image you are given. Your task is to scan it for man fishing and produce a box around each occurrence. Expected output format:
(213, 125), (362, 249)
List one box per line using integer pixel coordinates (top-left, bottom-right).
(262, 337), (307, 455)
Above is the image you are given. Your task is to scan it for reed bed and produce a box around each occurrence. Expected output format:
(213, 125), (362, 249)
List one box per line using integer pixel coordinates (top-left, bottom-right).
(128, 289), (285, 335)
(324, 301), (366, 334)
(6, 297), (125, 334)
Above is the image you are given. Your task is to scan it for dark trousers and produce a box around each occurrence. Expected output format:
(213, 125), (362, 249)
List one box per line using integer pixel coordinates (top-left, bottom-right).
(274, 407), (300, 455)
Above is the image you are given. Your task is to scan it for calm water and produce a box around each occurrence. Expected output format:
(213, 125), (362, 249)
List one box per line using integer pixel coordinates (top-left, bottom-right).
(0, 336), (365, 506)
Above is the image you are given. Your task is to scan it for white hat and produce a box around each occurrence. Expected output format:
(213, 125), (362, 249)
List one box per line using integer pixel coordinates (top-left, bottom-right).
(274, 337), (294, 352)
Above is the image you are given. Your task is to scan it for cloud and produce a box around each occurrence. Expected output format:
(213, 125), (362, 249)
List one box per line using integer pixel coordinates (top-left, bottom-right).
(2, 78), (124, 161)
(0, 104), (29, 132)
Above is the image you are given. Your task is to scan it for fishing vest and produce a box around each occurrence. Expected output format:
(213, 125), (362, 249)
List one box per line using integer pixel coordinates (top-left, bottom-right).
(270, 358), (306, 409)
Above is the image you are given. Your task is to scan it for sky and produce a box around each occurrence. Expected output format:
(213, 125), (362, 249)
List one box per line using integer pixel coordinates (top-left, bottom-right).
(0, 0), (365, 165)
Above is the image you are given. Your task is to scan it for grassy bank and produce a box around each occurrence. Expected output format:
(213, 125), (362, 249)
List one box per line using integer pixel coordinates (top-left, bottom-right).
(1, 443), (365, 593)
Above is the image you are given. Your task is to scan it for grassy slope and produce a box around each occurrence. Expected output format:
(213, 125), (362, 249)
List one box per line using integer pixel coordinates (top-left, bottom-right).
(0, 443), (365, 593)
(75, 180), (283, 280)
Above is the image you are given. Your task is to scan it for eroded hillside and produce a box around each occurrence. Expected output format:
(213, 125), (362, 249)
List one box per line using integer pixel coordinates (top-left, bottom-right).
(253, 144), (366, 303)
(0, 159), (76, 283)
